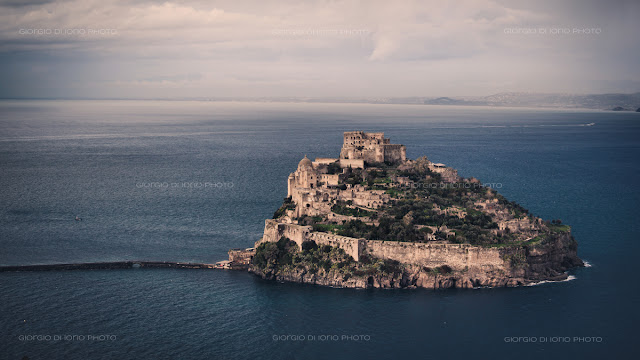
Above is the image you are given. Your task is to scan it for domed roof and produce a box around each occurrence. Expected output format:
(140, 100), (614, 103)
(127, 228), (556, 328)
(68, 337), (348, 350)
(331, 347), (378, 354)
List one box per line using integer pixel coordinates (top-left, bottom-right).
(298, 155), (312, 169)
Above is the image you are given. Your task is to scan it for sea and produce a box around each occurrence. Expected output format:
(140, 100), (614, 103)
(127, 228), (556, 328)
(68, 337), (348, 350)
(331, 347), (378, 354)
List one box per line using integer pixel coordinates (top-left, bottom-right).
(0, 100), (638, 359)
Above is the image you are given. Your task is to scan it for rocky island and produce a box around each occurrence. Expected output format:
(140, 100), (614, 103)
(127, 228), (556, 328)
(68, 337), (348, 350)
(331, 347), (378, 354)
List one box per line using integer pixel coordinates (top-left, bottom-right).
(232, 131), (583, 289)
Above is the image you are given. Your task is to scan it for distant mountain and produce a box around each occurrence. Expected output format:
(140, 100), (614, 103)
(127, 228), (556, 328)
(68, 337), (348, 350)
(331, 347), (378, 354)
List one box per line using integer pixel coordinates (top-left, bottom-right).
(80, 92), (640, 111)
(249, 92), (640, 111)
(422, 92), (640, 111)
(422, 97), (471, 105)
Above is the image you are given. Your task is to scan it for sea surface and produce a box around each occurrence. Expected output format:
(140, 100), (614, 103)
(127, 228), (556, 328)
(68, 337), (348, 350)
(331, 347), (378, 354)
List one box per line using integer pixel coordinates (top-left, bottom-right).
(0, 100), (638, 359)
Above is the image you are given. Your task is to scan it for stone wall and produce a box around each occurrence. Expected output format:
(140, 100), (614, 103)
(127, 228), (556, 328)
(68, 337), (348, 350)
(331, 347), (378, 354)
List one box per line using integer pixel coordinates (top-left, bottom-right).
(308, 232), (362, 261)
(313, 158), (339, 165)
(258, 220), (505, 271)
(429, 164), (460, 183)
(361, 240), (504, 271)
(228, 248), (256, 265)
(320, 174), (340, 186)
(259, 220), (362, 260)
(260, 219), (311, 245)
(382, 144), (407, 163)
(339, 159), (365, 169)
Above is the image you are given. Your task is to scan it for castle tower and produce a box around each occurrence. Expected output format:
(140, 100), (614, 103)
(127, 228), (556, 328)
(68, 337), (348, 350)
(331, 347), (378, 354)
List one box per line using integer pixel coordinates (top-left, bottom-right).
(339, 131), (406, 165)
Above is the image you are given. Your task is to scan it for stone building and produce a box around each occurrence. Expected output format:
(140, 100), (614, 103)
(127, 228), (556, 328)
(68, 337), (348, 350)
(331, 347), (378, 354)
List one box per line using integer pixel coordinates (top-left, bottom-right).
(288, 155), (317, 195)
(285, 131), (405, 218)
(340, 131), (406, 166)
(428, 162), (460, 183)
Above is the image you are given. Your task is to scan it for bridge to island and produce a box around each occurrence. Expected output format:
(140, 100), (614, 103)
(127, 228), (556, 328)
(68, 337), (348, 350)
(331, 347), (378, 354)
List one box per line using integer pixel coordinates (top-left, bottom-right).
(0, 260), (235, 272)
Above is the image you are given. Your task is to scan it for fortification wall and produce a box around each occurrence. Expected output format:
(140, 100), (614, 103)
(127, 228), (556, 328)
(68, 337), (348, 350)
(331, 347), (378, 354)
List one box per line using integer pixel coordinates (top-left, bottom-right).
(339, 159), (365, 169)
(314, 158), (339, 165)
(228, 248), (256, 265)
(361, 240), (503, 271)
(260, 220), (361, 260)
(308, 232), (362, 261)
(259, 220), (505, 271)
(260, 219), (311, 245)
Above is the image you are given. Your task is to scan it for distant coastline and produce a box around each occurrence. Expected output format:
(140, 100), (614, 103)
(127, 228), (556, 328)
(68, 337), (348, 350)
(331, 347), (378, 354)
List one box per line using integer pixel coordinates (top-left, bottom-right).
(2, 91), (639, 112)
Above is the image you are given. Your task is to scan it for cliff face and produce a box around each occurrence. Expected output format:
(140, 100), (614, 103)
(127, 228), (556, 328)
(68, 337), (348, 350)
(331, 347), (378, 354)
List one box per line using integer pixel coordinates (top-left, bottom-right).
(248, 232), (583, 290)
(250, 264), (513, 289)
(519, 232), (583, 281)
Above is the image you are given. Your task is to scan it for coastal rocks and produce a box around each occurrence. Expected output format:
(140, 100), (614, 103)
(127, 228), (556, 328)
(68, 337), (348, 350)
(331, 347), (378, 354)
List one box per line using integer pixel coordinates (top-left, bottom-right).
(250, 264), (530, 290)
(520, 233), (583, 281)
(249, 232), (583, 290)
(250, 266), (370, 288)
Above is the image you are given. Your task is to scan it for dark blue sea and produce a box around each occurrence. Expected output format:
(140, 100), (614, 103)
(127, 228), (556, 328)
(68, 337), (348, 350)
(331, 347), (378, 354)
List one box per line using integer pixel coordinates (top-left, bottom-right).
(0, 101), (638, 359)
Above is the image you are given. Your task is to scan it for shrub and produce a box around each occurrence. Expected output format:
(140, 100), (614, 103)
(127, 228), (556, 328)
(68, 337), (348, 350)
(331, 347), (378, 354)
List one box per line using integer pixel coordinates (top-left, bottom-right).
(272, 197), (296, 219)
(253, 242), (279, 268)
(301, 240), (318, 253)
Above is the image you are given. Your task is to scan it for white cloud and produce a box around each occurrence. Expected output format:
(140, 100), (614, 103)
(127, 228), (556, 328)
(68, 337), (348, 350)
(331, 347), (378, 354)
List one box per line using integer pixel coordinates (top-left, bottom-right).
(0, 0), (638, 97)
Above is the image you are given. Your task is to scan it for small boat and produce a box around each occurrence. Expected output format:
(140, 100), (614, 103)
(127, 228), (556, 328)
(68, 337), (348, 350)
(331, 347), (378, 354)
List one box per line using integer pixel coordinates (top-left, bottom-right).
(75, 215), (82, 221)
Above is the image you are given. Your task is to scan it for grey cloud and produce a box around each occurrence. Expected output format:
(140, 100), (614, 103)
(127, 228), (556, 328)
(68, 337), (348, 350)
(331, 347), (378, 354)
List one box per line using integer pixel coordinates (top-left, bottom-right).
(0, 0), (54, 7)
(0, 0), (638, 98)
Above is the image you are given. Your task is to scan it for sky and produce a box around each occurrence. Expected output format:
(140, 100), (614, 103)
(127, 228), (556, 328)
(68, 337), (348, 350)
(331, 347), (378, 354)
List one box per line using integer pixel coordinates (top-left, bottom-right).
(0, 0), (638, 99)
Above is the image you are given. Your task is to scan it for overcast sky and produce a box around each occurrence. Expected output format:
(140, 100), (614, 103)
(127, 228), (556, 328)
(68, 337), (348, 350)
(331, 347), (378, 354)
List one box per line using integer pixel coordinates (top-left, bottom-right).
(0, 0), (638, 99)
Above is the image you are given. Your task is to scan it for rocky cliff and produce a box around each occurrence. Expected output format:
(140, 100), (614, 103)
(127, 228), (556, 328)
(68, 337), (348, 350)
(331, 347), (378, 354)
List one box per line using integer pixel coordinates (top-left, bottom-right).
(248, 231), (582, 289)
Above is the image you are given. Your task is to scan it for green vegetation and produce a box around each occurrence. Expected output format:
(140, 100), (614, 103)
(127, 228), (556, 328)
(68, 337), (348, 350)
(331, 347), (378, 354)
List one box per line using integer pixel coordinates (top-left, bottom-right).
(331, 201), (373, 217)
(252, 237), (297, 269)
(343, 169), (364, 186)
(273, 155), (570, 248)
(548, 224), (571, 233)
(326, 162), (342, 175)
(311, 223), (344, 233)
(335, 218), (429, 242)
(253, 237), (355, 274)
(483, 233), (547, 248)
(252, 238), (404, 279)
(502, 251), (527, 267)
(385, 188), (403, 198)
(273, 197), (295, 219)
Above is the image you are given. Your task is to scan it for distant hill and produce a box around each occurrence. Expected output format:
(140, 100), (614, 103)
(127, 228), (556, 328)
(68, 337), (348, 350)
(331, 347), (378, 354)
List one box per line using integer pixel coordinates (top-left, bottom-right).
(235, 92), (640, 111)
(421, 92), (640, 111)
(60, 92), (640, 111)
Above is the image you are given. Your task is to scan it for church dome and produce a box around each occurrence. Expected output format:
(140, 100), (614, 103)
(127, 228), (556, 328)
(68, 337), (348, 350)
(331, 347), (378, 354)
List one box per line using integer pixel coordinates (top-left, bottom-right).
(298, 155), (312, 169)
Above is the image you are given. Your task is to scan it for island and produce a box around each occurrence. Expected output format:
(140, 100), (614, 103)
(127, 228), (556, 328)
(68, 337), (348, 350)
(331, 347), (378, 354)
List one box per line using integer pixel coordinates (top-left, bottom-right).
(227, 131), (583, 289)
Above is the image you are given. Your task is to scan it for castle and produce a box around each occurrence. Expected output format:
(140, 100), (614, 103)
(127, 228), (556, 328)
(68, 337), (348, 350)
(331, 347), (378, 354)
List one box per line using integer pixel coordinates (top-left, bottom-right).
(257, 131), (506, 272)
(228, 131), (582, 289)
(287, 131), (406, 218)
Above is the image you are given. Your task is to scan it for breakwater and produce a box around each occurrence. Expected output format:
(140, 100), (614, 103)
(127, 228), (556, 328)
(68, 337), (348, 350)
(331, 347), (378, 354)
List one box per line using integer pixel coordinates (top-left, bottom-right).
(0, 261), (219, 272)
